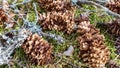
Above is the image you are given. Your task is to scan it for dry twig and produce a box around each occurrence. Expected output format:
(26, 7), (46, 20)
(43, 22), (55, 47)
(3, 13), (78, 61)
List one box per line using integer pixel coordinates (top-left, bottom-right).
(77, 0), (120, 18)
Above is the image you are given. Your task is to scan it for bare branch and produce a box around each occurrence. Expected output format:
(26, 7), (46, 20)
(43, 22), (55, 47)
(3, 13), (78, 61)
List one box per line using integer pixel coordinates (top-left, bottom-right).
(33, 3), (39, 23)
(77, 0), (120, 18)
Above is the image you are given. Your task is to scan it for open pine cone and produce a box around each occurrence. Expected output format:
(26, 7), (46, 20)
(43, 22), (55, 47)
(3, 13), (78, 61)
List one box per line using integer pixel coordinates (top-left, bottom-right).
(106, 0), (120, 14)
(107, 19), (120, 37)
(75, 15), (99, 35)
(38, 0), (75, 34)
(107, 60), (120, 68)
(22, 33), (53, 65)
(115, 37), (120, 55)
(37, 0), (73, 11)
(39, 10), (75, 34)
(77, 20), (110, 68)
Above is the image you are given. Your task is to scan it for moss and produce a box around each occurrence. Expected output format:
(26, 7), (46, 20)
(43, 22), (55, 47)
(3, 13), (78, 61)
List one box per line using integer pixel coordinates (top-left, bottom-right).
(0, 0), (119, 68)
(27, 12), (36, 22)
(0, 65), (8, 68)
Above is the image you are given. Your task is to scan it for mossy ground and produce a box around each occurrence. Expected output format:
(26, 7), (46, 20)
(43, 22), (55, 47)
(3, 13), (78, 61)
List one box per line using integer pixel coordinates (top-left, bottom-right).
(0, 0), (119, 68)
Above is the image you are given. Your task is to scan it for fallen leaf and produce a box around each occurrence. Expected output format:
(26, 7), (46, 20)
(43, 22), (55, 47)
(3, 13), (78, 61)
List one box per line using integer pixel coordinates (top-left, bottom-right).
(63, 45), (74, 56)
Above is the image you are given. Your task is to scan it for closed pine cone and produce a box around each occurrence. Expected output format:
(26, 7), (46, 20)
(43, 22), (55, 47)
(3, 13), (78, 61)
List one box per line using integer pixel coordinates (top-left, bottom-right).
(22, 33), (53, 65)
(39, 10), (75, 34)
(107, 19), (120, 37)
(106, 0), (120, 14)
(37, 0), (73, 11)
(107, 60), (120, 68)
(77, 20), (110, 68)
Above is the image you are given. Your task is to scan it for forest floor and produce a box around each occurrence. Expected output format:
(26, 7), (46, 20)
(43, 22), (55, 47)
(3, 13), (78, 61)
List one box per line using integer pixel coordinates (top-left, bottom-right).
(0, 0), (119, 68)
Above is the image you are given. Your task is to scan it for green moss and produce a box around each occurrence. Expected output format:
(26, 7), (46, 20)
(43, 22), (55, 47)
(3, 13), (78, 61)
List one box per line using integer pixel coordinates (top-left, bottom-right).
(0, 65), (8, 68)
(27, 12), (36, 22)
(13, 48), (26, 60)
(0, 0), (119, 68)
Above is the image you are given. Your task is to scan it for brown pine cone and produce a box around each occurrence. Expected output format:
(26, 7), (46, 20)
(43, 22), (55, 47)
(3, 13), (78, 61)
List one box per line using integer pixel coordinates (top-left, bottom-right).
(37, 0), (73, 11)
(106, 0), (120, 14)
(107, 19), (120, 37)
(76, 21), (91, 34)
(75, 15), (99, 35)
(107, 60), (120, 68)
(22, 33), (53, 65)
(0, 9), (15, 28)
(0, 9), (7, 22)
(39, 10), (75, 34)
(77, 20), (110, 68)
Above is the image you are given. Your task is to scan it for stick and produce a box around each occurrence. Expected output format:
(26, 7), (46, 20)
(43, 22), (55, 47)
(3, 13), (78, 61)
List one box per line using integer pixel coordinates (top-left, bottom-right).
(77, 0), (120, 18)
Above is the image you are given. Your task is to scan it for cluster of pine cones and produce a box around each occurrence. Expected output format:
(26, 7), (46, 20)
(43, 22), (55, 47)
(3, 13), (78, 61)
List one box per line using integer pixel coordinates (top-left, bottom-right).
(38, 0), (75, 34)
(106, 0), (120, 14)
(1, 0), (120, 67)
(77, 17), (110, 68)
(21, 0), (112, 67)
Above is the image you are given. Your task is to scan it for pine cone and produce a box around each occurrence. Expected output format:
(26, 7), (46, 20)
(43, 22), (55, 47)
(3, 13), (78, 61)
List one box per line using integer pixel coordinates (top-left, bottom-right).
(75, 15), (99, 35)
(37, 0), (73, 11)
(77, 20), (110, 68)
(0, 9), (7, 22)
(115, 37), (120, 55)
(39, 10), (75, 34)
(106, 0), (120, 14)
(22, 33), (53, 65)
(0, 9), (15, 28)
(107, 19), (120, 37)
(76, 21), (91, 34)
(107, 60), (120, 68)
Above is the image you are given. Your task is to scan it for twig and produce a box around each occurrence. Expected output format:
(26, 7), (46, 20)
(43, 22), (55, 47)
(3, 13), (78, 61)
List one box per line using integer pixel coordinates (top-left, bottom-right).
(41, 32), (65, 44)
(113, 55), (120, 61)
(62, 60), (80, 68)
(33, 3), (39, 23)
(53, 53), (80, 68)
(77, 0), (120, 18)
(9, 0), (32, 8)
(95, 0), (107, 4)
(54, 57), (63, 65)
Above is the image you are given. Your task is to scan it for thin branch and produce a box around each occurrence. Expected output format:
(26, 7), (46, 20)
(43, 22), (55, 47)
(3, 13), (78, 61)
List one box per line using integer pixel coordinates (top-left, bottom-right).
(9, 0), (32, 8)
(41, 32), (65, 44)
(33, 3), (39, 23)
(77, 0), (120, 18)
(62, 60), (80, 68)
(95, 0), (107, 4)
